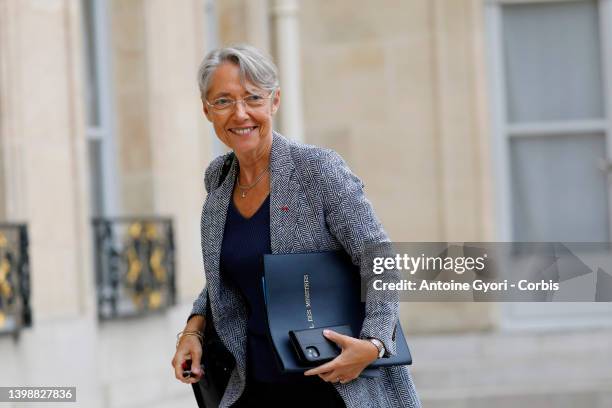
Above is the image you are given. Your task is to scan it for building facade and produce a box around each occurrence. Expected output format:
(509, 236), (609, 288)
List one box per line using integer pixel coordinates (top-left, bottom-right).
(0, 0), (611, 407)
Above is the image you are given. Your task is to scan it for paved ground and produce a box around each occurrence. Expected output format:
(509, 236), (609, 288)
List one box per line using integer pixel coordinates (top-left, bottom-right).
(2, 305), (611, 407)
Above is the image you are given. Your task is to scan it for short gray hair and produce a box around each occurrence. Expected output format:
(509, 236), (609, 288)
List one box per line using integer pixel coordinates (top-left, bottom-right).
(197, 44), (279, 100)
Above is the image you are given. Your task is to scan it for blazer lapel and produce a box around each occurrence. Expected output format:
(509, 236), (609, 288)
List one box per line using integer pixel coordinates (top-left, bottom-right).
(269, 132), (300, 254)
(202, 155), (236, 291)
(202, 156), (249, 366)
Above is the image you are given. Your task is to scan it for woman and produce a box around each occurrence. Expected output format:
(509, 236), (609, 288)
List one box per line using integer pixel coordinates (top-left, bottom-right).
(171, 44), (421, 408)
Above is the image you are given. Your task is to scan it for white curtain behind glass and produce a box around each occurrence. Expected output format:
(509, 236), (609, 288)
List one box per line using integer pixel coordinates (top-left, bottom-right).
(503, 0), (604, 123)
(496, 0), (612, 326)
(511, 134), (609, 241)
(502, 0), (609, 242)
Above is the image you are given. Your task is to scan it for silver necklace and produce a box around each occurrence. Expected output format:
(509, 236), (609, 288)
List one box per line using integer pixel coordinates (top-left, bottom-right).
(237, 167), (268, 198)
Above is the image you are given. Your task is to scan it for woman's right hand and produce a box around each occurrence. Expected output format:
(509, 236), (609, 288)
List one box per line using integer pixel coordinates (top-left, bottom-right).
(172, 332), (204, 384)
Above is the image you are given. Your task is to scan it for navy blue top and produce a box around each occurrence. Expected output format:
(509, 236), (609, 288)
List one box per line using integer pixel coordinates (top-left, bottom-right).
(221, 194), (312, 384)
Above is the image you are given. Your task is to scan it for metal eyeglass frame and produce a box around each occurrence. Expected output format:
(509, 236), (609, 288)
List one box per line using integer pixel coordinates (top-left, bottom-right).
(205, 90), (276, 113)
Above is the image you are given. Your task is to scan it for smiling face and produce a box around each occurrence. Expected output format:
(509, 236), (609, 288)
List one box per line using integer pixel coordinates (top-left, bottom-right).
(203, 62), (280, 160)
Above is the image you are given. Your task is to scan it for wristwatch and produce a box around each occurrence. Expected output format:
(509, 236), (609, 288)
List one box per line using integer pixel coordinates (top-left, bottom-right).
(368, 338), (385, 359)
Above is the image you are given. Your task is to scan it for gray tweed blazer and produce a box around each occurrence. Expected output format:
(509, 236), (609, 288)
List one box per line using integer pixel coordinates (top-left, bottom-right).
(190, 132), (421, 408)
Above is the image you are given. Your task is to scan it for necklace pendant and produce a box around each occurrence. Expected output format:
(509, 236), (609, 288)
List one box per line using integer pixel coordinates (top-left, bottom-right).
(241, 191), (247, 198)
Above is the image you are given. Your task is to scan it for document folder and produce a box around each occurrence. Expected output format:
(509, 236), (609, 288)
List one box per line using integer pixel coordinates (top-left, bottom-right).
(263, 250), (412, 373)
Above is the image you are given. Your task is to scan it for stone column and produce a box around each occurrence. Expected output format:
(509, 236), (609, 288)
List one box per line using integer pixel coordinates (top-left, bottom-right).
(245, 0), (271, 53)
(110, 0), (154, 215)
(0, 0), (95, 319)
(271, 0), (304, 141)
(143, 0), (215, 302)
(400, 0), (495, 333)
(432, 0), (493, 242)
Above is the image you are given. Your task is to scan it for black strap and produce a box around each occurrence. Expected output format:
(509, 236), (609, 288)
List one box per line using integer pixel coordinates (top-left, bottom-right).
(218, 152), (235, 188)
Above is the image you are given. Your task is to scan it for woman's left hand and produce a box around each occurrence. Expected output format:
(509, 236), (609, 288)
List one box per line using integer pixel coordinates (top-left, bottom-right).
(304, 329), (379, 384)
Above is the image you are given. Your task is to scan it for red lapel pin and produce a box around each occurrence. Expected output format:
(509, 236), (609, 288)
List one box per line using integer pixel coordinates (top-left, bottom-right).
(280, 205), (289, 212)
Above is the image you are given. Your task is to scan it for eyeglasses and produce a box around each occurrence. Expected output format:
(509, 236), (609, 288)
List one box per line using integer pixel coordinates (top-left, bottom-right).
(206, 91), (274, 113)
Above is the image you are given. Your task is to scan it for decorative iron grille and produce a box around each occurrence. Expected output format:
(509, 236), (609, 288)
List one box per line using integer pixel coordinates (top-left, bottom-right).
(93, 217), (176, 319)
(0, 223), (31, 335)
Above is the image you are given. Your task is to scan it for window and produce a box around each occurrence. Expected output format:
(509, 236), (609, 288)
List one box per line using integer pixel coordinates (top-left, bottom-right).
(486, 0), (612, 328)
(82, 0), (119, 217)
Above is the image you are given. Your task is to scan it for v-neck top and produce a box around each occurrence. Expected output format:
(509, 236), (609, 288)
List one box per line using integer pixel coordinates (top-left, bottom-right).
(220, 195), (311, 383)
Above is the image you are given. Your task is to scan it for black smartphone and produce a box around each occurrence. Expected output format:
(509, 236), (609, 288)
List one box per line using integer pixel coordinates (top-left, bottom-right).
(288, 325), (354, 366)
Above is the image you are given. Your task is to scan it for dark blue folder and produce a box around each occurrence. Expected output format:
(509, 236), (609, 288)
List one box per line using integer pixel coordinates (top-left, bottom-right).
(263, 251), (412, 373)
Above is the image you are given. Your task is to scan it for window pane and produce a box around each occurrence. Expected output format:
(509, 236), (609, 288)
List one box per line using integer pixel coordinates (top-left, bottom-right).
(502, 0), (604, 123)
(511, 133), (609, 242)
(82, 0), (101, 127)
(88, 140), (105, 217)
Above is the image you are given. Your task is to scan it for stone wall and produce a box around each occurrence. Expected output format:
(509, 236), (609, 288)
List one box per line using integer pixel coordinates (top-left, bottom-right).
(297, 0), (495, 333)
(110, 0), (155, 216)
(0, 0), (94, 319)
(109, 0), (216, 302)
(1, 1), (611, 407)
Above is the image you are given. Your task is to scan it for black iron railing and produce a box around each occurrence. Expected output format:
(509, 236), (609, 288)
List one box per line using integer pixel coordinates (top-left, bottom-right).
(0, 223), (31, 335)
(93, 217), (176, 320)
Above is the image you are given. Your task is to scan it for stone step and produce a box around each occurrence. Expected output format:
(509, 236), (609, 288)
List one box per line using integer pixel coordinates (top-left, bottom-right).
(406, 329), (612, 407)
